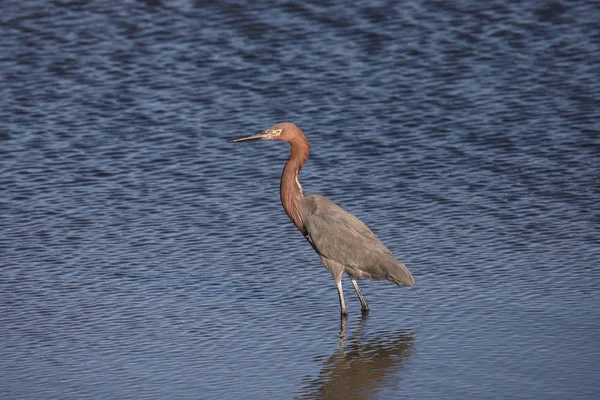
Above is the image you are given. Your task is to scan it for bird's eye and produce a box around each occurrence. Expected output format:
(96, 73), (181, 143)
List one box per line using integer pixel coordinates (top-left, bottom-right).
(273, 129), (282, 135)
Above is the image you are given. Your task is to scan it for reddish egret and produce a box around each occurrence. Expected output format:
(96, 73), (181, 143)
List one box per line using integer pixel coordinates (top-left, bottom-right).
(229, 122), (414, 315)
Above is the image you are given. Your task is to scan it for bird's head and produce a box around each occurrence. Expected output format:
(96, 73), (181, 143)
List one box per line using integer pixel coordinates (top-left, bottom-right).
(229, 122), (302, 143)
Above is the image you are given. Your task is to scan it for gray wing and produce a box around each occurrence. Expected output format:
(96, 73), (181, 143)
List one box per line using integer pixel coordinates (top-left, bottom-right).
(300, 194), (414, 286)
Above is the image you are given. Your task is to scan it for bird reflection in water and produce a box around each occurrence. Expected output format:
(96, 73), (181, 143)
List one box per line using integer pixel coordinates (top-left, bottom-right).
(297, 315), (415, 399)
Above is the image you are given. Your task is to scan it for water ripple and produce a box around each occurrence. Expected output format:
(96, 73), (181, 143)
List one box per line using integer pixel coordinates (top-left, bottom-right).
(1, 0), (599, 399)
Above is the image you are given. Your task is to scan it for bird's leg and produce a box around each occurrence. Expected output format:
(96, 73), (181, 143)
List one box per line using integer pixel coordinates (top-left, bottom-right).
(351, 279), (369, 314)
(336, 279), (348, 316)
(338, 313), (348, 341)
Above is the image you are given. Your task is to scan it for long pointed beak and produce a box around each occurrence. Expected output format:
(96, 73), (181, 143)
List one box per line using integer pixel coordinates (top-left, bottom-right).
(228, 130), (269, 143)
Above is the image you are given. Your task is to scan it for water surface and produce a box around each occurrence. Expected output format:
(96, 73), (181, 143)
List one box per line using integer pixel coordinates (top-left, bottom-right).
(1, 1), (599, 399)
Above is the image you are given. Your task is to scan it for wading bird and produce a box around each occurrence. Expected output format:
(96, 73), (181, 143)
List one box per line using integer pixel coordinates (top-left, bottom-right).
(229, 122), (414, 315)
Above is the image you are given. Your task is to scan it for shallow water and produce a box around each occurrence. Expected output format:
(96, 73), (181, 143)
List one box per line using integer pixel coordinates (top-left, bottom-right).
(1, 1), (599, 399)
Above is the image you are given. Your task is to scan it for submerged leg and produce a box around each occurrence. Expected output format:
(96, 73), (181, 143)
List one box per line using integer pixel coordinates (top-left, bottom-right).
(336, 279), (348, 316)
(351, 279), (369, 314)
(338, 313), (348, 341)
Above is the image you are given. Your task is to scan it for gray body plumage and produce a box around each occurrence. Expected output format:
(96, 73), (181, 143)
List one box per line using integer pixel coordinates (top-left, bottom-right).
(301, 194), (414, 286)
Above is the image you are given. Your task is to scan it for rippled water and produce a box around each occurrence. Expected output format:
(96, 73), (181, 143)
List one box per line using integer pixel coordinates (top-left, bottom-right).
(1, 1), (599, 399)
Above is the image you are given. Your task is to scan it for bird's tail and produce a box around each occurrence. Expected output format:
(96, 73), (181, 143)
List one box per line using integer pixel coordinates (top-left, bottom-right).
(389, 262), (415, 287)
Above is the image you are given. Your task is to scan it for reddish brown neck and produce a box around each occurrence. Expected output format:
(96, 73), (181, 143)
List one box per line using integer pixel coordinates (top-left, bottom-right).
(280, 135), (310, 233)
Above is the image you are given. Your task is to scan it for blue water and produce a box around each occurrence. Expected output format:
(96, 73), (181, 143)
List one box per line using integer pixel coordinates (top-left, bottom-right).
(1, 1), (599, 399)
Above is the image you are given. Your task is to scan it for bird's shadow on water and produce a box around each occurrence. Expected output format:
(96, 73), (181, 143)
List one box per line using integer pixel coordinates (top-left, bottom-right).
(296, 315), (415, 399)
